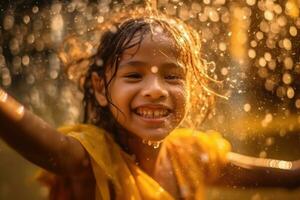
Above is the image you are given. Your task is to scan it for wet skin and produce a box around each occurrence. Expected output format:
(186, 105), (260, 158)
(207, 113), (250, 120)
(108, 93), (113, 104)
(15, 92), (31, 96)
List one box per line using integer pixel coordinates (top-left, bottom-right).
(0, 31), (186, 199)
(93, 33), (189, 142)
(32, 31), (188, 199)
(91, 32), (188, 197)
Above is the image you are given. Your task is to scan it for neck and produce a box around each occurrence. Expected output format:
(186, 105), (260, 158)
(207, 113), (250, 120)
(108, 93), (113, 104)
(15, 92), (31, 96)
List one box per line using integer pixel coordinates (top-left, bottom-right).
(117, 130), (161, 176)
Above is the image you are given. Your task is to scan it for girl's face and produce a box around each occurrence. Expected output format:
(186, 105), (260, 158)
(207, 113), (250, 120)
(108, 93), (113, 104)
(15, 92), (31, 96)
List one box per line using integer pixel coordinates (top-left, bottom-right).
(94, 32), (189, 142)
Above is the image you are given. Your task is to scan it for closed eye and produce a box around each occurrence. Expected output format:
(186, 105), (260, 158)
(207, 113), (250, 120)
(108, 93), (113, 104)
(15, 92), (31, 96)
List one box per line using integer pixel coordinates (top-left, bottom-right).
(124, 73), (142, 80)
(165, 74), (183, 80)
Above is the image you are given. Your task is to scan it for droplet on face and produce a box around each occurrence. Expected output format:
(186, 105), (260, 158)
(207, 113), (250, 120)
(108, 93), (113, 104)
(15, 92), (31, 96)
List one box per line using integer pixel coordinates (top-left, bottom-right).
(151, 66), (158, 73)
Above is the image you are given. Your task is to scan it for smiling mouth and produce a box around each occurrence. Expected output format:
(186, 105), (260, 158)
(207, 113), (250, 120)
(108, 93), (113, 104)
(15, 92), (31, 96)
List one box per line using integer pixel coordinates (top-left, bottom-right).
(134, 107), (171, 119)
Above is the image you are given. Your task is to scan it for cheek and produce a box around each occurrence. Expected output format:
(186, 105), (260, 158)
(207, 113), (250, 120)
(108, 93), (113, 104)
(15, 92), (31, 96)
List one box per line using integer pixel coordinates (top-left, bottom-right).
(107, 82), (135, 120)
(173, 86), (189, 118)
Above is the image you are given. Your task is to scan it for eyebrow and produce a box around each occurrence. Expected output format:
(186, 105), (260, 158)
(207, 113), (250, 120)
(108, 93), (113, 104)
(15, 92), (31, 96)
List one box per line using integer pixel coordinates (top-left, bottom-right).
(119, 60), (185, 70)
(119, 61), (147, 68)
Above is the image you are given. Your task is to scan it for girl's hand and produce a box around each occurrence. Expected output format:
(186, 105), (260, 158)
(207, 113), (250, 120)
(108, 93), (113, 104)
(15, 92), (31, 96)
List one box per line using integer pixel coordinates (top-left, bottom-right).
(0, 87), (25, 121)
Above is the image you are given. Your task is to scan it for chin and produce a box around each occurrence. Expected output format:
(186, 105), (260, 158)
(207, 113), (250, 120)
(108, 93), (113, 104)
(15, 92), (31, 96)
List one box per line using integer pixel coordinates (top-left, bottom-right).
(139, 128), (173, 142)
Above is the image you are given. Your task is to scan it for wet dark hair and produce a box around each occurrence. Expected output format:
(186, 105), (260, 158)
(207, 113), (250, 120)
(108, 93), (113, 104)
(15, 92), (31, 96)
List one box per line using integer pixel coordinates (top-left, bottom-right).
(83, 18), (151, 135)
(81, 12), (213, 136)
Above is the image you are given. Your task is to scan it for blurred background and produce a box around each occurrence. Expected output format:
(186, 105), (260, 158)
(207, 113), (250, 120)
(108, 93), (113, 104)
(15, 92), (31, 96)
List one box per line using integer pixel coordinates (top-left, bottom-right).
(1, 0), (300, 199)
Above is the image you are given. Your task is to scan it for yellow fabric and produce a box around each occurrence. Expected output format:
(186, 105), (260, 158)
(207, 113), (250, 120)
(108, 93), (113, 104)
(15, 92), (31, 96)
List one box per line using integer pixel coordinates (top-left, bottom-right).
(58, 124), (230, 200)
(163, 129), (231, 199)
(59, 124), (174, 200)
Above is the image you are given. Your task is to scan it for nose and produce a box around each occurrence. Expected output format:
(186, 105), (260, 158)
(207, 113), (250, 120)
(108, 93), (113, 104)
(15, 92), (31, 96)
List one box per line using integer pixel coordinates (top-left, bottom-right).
(141, 76), (169, 100)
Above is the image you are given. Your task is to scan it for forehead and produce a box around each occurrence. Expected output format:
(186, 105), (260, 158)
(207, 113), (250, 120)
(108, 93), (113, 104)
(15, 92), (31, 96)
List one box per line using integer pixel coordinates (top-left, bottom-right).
(121, 32), (180, 64)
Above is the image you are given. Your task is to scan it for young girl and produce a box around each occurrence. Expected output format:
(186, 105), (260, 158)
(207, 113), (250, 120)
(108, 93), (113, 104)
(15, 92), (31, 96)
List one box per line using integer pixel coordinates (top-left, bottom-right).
(0, 7), (300, 200)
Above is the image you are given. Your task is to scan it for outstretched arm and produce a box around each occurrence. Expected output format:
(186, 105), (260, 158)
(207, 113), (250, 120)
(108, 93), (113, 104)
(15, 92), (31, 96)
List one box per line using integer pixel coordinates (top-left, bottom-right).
(0, 88), (90, 175)
(216, 152), (300, 188)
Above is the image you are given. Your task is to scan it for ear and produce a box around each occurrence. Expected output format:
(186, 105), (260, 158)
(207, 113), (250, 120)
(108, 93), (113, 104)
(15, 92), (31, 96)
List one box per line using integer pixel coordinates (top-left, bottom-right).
(91, 72), (108, 107)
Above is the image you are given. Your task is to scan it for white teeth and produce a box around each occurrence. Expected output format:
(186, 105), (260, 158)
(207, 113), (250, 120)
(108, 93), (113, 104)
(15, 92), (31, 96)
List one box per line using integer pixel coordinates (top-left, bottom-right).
(154, 110), (160, 117)
(136, 108), (169, 118)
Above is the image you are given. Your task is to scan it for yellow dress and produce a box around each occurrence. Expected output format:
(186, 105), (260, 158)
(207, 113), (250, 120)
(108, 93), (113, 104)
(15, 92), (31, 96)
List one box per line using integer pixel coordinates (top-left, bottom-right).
(39, 124), (230, 200)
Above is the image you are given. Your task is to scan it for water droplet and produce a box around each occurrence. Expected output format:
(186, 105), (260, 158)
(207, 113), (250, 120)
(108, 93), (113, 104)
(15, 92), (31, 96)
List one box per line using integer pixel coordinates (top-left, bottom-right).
(264, 52), (272, 61)
(267, 59), (276, 70)
(191, 2), (201, 13)
(283, 57), (293, 69)
(208, 8), (219, 22)
(282, 38), (292, 50)
(250, 40), (257, 47)
(22, 55), (30, 66)
(255, 31), (264, 40)
(265, 137), (274, 146)
(26, 34), (35, 44)
(26, 74), (35, 85)
(274, 4), (282, 14)
(151, 66), (158, 73)
(264, 10), (274, 21)
(23, 15), (30, 24)
(259, 151), (267, 158)
(221, 67), (228, 76)
(178, 5), (190, 21)
(282, 73), (292, 84)
(248, 49), (256, 58)
(258, 57), (267, 67)
(295, 99), (300, 108)
(203, 0), (211, 5)
(67, 3), (76, 13)
(243, 103), (251, 112)
(3, 14), (15, 30)
(265, 79), (275, 91)
(218, 42), (226, 51)
(246, 0), (256, 6)
(32, 6), (39, 14)
(276, 86), (286, 98)
(287, 87), (295, 99)
(289, 26), (298, 36)
(97, 16), (104, 23)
